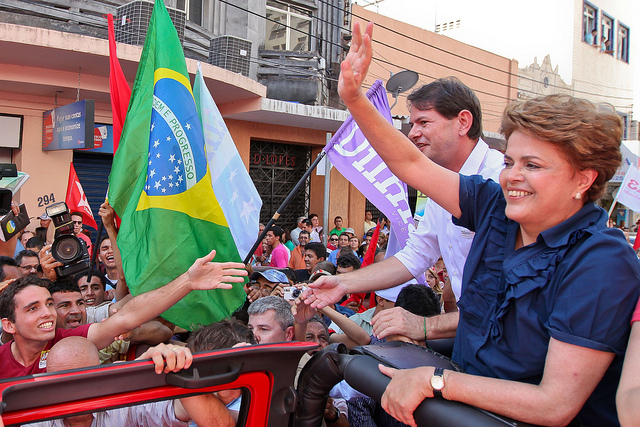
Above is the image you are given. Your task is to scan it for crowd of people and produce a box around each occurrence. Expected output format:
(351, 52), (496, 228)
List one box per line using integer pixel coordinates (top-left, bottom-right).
(2, 20), (640, 427)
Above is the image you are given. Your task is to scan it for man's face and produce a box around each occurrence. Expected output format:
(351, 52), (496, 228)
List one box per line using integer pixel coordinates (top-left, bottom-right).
(52, 291), (87, 329)
(40, 219), (51, 229)
(337, 266), (354, 275)
(18, 256), (40, 276)
(265, 231), (277, 247)
(408, 107), (461, 170)
(338, 235), (349, 248)
(365, 211), (372, 221)
(2, 285), (57, 343)
(259, 224), (265, 236)
(298, 233), (309, 247)
(248, 276), (280, 298)
(248, 310), (290, 344)
(20, 232), (34, 247)
(77, 276), (106, 307)
(98, 239), (116, 269)
(71, 215), (83, 236)
(311, 216), (319, 227)
(305, 321), (329, 355)
(334, 218), (342, 228)
(366, 234), (373, 245)
(304, 251), (322, 272)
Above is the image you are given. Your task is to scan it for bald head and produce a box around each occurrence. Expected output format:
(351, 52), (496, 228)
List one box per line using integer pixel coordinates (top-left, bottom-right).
(47, 337), (100, 373)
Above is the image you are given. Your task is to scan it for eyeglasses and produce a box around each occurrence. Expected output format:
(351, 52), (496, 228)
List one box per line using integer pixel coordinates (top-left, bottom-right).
(72, 221), (82, 225)
(19, 264), (40, 271)
(330, 237), (338, 242)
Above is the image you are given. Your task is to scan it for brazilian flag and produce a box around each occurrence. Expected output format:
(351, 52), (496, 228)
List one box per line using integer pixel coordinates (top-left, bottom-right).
(108, 0), (245, 330)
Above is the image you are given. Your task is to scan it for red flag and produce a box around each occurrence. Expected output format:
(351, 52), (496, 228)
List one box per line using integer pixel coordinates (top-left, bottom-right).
(362, 222), (381, 268)
(66, 163), (98, 230)
(634, 228), (640, 251)
(339, 222), (382, 312)
(107, 13), (131, 153)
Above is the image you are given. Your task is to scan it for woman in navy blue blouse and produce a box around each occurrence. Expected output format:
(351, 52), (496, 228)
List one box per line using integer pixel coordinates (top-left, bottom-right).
(305, 23), (640, 427)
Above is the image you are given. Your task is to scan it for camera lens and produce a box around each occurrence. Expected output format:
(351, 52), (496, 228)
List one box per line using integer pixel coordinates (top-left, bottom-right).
(292, 288), (302, 298)
(52, 235), (81, 262)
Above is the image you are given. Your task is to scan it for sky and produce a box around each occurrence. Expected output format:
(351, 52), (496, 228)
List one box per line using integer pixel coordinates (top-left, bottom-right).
(354, 0), (639, 121)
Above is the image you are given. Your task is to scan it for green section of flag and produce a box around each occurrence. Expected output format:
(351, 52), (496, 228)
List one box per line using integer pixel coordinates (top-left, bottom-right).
(108, 0), (246, 330)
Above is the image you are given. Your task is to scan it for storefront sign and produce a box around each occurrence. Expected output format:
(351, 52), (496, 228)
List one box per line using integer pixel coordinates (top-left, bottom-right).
(42, 100), (95, 151)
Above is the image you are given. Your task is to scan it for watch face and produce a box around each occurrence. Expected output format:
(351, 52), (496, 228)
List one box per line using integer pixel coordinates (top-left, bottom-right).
(431, 376), (444, 390)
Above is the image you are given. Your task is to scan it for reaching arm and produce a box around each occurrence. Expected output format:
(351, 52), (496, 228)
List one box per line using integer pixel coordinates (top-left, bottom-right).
(338, 22), (461, 217)
(321, 306), (371, 348)
(87, 250), (247, 349)
(380, 338), (614, 427)
(128, 320), (173, 345)
(99, 202), (129, 301)
(304, 256), (414, 309)
(617, 321), (640, 426)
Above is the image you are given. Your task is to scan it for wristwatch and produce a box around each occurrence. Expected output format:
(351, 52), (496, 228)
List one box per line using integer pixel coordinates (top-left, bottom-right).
(430, 367), (445, 398)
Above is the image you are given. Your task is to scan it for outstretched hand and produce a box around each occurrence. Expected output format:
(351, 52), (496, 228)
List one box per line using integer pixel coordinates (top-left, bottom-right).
(302, 275), (346, 310)
(188, 250), (248, 291)
(338, 21), (374, 105)
(99, 201), (117, 231)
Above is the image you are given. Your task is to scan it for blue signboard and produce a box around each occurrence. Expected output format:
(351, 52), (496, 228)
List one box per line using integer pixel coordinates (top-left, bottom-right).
(77, 124), (115, 154)
(42, 100), (95, 151)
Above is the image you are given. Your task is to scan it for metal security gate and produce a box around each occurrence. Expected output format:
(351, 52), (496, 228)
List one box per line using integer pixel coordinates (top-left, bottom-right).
(72, 151), (113, 240)
(249, 141), (311, 230)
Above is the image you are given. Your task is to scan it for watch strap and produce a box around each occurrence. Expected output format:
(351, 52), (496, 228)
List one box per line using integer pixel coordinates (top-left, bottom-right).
(432, 367), (445, 398)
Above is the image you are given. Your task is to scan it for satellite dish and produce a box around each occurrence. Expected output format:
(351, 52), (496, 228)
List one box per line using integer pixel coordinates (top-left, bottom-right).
(386, 70), (419, 109)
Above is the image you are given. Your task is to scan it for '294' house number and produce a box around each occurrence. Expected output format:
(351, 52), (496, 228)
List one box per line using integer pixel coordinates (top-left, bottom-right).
(37, 193), (56, 207)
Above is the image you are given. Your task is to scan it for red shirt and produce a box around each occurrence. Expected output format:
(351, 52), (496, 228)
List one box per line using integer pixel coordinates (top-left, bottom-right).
(632, 297), (640, 324)
(0, 324), (91, 379)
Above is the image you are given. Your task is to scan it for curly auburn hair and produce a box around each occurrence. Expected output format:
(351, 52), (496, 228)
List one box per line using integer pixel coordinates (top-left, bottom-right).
(500, 94), (622, 202)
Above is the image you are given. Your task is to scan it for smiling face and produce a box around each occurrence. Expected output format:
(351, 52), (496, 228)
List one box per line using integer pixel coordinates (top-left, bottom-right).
(77, 276), (105, 307)
(500, 131), (593, 241)
(51, 291), (86, 329)
(408, 107), (461, 170)
(3, 285), (57, 343)
(98, 238), (116, 269)
(304, 251), (321, 272)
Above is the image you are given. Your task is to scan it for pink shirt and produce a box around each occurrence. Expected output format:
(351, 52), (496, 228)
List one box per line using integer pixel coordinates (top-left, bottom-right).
(269, 244), (288, 268)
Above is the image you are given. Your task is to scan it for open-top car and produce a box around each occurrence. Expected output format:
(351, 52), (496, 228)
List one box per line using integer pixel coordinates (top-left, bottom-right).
(1, 341), (536, 426)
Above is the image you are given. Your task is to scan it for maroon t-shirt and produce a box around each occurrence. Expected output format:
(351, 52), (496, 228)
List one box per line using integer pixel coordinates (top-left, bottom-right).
(0, 324), (91, 379)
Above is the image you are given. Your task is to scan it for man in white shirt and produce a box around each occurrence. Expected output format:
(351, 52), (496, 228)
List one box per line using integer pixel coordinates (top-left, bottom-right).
(311, 77), (504, 341)
(290, 216), (306, 246)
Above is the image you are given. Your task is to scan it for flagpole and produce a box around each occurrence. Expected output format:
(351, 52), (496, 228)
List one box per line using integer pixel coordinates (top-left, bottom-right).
(243, 150), (327, 264)
(88, 221), (104, 278)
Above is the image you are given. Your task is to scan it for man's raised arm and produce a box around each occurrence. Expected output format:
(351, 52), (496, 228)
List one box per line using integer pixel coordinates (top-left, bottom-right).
(87, 250), (247, 349)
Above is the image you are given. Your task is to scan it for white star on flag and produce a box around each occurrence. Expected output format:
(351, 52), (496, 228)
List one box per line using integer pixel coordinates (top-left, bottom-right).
(153, 139), (160, 148)
(185, 123), (191, 130)
(168, 154), (176, 163)
(239, 198), (258, 224)
(227, 168), (237, 183)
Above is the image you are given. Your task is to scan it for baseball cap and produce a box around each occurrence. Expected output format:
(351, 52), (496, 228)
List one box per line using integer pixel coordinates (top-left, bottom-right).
(345, 228), (355, 235)
(249, 269), (288, 283)
(309, 269), (332, 282)
(38, 213), (50, 220)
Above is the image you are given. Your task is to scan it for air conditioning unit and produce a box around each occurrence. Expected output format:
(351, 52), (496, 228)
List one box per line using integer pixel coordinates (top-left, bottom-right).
(209, 36), (252, 77)
(115, 0), (186, 47)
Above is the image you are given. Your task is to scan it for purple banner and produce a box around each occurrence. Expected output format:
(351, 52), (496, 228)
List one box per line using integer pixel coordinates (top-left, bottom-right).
(324, 80), (413, 251)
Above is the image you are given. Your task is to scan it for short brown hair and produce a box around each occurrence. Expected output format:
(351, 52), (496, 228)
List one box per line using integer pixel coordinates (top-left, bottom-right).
(500, 94), (622, 202)
(188, 318), (256, 352)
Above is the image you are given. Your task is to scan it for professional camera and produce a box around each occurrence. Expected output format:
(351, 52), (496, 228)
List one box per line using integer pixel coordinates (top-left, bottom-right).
(46, 201), (90, 277)
(0, 163), (30, 242)
(282, 286), (309, 301)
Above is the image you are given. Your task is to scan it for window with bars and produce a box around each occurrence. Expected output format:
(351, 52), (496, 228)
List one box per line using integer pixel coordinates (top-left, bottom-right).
(618, 23), (630, 63)
(248, 140), (311, 228)
(583, 2), (597, 45)
(265, 0), (312, 51)
(601, 13), (614, 54)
